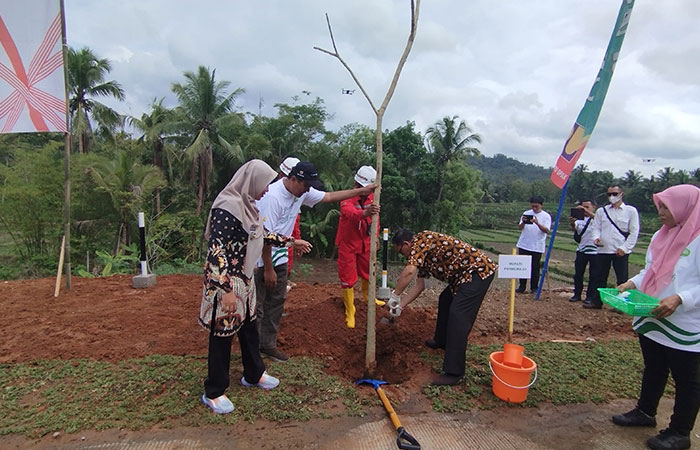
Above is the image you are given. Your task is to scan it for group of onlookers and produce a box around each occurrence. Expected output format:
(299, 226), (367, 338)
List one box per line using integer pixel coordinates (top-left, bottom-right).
(517, 185), (700, 450)
(196, 156), (700, 450)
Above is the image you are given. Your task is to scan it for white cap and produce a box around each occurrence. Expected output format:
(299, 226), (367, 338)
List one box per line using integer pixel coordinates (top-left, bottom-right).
(279, 157), (300, 176)
(354, 165), (376, 187)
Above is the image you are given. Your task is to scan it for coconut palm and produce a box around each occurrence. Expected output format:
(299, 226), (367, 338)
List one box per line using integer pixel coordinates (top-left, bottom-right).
(170, 66), (244, 215)
(128, 98), (177, 213)
(87, 151), (165, 253)
(425, 115), (482, 201)
(67, 47), (125, 153)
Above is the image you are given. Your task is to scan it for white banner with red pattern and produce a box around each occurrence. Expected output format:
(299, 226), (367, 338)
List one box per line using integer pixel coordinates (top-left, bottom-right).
(0, 0), (66, 133)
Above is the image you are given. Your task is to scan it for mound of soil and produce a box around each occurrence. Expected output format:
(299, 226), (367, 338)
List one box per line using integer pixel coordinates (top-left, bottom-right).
(0, 273), (636, 385)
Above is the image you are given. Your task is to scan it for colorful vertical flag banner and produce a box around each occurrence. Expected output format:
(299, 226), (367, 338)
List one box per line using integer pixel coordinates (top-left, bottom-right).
(0, 0), (67, 134)
(550, 0), (635, 188)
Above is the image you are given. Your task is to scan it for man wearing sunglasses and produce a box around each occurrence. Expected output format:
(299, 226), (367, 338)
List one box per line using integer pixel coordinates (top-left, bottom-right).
(583, 185), (640, 309)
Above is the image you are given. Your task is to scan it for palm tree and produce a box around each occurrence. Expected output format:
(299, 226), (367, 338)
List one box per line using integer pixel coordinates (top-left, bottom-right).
(623, 170), (642, 188)
(425, 115), (482, 201)
(67, 47), (125, 153)
(170, 66), (244, 215)
(87, 151), (165, 254)
(128, 98), (176, 213)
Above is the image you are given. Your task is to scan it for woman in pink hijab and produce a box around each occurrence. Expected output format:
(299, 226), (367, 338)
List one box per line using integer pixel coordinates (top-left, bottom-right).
(612, 184), (700, 450)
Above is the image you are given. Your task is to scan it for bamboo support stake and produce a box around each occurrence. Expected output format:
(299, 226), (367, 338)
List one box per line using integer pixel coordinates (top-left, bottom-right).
(508, 248), (516, 343)
(54, 235), (66, 297)
(315, 0), (420, 374)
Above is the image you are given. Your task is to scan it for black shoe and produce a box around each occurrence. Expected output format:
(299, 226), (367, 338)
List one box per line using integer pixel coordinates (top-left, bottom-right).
(424, 339), (445, 350)
(582, 301), (602, 309)
(515, 288), (526, 294)
(647, 428), (690, 450)
(569, 295), (582, 302)
(612, 407), (656, 427)
(431, 374), (462, 386)
(260, 348), (289, 362)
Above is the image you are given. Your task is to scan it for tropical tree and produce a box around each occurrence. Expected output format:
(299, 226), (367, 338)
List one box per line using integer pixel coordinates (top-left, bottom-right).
(128, 98), (176, 213)
(67, 47), (125, 153)
(170, 66), (245, 215)
(623, 169), (642, 188)
(425, 115), (482, 202)
(87, 151), (166, 253)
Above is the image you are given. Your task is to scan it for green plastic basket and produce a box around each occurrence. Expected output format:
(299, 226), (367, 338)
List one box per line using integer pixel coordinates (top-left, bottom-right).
(597, 288), (660, 316)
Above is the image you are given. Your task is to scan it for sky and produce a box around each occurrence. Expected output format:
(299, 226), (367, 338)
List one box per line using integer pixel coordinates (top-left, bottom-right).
(64, 0), (700, 178)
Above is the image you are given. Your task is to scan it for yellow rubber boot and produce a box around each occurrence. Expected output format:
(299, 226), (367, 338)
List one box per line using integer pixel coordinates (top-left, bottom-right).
(361, 279), (386, 306)
(342, 287), (356, 328)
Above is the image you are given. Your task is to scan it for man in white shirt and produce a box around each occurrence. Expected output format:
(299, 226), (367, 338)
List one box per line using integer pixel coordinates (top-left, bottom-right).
(583, 185), (640, 309)
(515, 196), (552, 294)
(254, 161), (376, 362)
(569, 199), (596, 302)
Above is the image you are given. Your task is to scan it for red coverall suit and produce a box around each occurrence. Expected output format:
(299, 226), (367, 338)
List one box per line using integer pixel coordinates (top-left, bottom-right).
(335, 193), (381, 327)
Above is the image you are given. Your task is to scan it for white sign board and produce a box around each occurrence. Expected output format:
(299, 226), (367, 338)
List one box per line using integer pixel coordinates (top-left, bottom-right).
(498, 255), (532, 279)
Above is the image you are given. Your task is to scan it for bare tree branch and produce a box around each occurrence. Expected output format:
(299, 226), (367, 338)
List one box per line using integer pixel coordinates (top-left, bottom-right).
(314, 1), (420, 374)
(314, 14), (378, 113)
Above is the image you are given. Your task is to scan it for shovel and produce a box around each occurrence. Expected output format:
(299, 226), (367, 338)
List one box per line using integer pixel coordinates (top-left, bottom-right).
(356, 379), (420, 450)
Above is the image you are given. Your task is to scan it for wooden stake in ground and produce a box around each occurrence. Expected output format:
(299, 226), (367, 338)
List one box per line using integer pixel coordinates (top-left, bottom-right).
(54, 235), (66, 297)
(315, 0), (420, 375)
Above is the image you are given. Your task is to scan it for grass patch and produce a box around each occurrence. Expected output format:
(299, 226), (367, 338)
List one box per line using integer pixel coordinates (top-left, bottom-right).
(422, 340), (673, 412)
(1, 340), (670, 437)
(0, 355), (364, 437)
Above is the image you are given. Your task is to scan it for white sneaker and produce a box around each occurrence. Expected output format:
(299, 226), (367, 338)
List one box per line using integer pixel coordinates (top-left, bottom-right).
(241, 371), (280, 390)
(201, 394), (234, 414)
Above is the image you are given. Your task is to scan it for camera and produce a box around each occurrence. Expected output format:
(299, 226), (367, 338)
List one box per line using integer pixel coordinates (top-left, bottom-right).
(570, 208), (585, 220)
(522, 214), (534, 224)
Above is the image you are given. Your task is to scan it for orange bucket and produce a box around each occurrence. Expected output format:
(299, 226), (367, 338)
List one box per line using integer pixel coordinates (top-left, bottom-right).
(489, 351), (537, 403)
(502, 343), (524, 367)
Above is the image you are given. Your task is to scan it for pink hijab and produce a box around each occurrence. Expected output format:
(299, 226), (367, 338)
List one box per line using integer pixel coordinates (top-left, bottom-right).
(641, 184), (700, 297)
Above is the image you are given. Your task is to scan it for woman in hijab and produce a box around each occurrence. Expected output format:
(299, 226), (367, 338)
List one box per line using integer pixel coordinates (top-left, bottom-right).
(199, 159), (311, 414)
(612, 184), (700, 450)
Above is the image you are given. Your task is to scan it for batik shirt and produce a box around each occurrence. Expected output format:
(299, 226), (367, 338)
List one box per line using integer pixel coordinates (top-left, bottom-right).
(406, 231), (497, 292)
(199, 208), (292, 337)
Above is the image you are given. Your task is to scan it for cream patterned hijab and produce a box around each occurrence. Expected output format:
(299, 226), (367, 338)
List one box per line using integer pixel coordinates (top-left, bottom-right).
(205, 159), (277, 277)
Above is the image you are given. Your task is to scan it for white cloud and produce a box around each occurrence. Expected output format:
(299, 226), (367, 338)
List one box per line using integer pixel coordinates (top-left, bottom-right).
(63, 0), (700, 179)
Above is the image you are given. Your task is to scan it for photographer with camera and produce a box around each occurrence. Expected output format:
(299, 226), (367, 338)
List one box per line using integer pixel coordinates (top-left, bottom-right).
(515, 196), (551, 294)
(569, 199), (597, 302)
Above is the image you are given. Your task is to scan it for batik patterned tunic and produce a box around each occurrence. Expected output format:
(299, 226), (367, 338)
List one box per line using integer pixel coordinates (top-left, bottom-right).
(199, 208), (292, 337)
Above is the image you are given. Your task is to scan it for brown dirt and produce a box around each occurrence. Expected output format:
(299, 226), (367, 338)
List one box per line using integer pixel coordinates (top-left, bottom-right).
(0, 265), (659, 450)
(0, 268), (635, 388)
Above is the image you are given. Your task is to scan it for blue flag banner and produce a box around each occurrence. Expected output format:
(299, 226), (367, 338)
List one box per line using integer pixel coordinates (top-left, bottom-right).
(551, 0), (635, 188)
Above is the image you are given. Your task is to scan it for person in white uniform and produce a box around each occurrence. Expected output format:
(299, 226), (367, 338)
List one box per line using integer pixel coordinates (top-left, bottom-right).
(515, 196), (551, 294)
(612, 184), (700, 450)
(584, 185), (640, 309)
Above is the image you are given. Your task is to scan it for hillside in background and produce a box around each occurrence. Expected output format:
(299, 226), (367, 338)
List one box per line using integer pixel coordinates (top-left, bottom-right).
(468, 153), (551, 182)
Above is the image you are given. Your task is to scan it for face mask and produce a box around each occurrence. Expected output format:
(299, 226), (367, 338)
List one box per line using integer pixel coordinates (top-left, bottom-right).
(608, 195), (620, 204)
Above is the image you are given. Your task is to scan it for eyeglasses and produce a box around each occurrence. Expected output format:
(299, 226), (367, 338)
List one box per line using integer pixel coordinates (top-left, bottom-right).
(606, 192), (621, 196)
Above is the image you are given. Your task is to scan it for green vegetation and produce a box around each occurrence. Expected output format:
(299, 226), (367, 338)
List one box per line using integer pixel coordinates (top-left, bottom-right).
(0, 45), (694, 280)
(423, 340), (671, 412)
(0, 340), (664, 437)
(0, 355), (365, 437)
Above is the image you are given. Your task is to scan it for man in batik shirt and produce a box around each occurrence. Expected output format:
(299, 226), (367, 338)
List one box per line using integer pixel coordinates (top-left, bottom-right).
(389, 229), (497, 386)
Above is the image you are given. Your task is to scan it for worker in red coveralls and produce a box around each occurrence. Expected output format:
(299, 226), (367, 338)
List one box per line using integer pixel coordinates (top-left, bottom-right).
(278, 157), (302, 291)
(335, 165), (383, 328)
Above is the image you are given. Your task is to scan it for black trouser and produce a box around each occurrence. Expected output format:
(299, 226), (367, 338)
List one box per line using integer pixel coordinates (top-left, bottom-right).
(204, 311), (266, 399)
(517, 248), (542, 292)
(573, 251), (595, 300)
(637, 334), (700, 436)
(433, 273), (494, 377)
(588, 253), (629, 305)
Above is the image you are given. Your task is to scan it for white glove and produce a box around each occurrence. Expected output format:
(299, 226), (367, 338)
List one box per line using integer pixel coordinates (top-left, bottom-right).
(389, 304), (403, 318)
(387, 292), (401, 309)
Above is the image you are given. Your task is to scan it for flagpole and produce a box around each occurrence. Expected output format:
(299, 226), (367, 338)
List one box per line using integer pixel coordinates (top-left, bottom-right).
(535, 180), (568, 300)
(60, 0), (71, 290)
